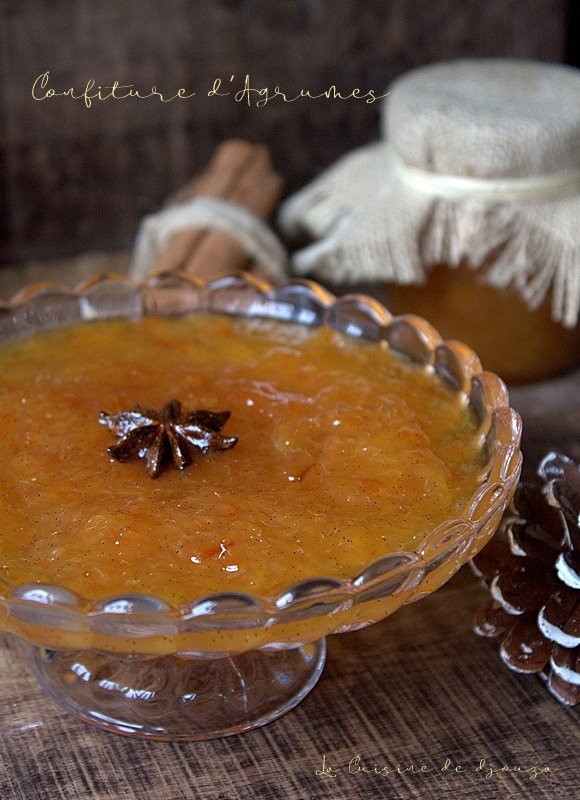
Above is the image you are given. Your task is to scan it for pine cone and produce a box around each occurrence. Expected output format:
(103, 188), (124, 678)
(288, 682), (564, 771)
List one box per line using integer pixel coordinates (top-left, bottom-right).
(471, 452), (580, 706)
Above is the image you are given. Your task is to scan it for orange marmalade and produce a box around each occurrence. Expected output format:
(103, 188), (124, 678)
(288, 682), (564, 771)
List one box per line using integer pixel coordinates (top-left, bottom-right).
(0, 313), (483, 605)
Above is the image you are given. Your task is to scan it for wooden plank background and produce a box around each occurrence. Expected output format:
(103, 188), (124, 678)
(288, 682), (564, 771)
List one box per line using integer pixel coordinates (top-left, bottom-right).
(0, 0), (571, 263)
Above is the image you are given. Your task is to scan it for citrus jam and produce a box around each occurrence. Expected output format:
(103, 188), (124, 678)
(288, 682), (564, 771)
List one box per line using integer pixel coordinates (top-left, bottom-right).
(0, 313), (484, 606)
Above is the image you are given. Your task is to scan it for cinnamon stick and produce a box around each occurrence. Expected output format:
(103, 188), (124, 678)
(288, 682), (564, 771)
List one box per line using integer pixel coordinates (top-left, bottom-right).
(148, 139), (284, 282)
(152, 139), (257, 274)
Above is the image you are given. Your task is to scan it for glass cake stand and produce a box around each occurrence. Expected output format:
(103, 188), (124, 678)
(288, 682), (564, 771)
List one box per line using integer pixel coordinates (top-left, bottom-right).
(0, 273), (522, 740)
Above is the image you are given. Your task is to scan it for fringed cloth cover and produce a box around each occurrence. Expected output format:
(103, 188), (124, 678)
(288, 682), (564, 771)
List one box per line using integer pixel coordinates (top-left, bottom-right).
(278, 60), (580, 328)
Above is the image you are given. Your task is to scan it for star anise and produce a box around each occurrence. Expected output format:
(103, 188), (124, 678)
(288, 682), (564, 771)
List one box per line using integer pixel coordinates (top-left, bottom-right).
(99, 400), (238, 478)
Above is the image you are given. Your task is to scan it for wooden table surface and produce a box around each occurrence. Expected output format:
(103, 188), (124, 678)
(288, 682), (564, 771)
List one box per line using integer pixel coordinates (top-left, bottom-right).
(0, 255), (578, 800)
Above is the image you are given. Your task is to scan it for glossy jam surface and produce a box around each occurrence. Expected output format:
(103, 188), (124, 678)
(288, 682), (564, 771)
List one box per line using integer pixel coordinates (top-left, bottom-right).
(0, 314), (483, 605)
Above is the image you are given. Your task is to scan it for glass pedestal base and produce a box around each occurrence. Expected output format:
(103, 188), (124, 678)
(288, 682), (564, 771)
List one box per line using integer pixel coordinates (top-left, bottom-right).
(29, 640), (326, 740)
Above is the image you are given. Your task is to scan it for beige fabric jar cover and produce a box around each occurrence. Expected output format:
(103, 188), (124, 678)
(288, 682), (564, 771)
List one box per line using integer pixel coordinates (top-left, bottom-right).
(278, 60), (580, 328)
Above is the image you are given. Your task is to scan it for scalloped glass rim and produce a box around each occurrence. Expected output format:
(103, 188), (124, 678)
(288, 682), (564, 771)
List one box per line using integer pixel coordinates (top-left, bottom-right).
(0, 272), (522, 646)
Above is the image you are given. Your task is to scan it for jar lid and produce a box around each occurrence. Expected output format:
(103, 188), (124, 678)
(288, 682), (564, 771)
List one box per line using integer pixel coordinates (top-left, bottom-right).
(386, 60), (580, 179)
(278, 60), (580, 327)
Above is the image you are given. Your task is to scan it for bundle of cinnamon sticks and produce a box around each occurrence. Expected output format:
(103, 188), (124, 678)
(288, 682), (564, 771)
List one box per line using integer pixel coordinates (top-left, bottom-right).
(146, 139), (284, 283)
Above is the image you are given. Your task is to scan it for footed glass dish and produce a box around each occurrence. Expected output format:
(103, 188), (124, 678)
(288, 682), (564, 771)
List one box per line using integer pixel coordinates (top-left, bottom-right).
(0, 273), (522, 740)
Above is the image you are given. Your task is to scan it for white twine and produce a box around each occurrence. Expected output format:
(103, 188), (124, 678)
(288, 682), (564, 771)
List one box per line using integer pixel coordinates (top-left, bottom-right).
(131, 197), (289, 282)
(388, 147), (580, 202)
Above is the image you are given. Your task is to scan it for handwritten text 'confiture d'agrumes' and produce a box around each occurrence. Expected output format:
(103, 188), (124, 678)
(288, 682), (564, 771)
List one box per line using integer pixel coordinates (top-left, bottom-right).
(32, 71), (388, 108)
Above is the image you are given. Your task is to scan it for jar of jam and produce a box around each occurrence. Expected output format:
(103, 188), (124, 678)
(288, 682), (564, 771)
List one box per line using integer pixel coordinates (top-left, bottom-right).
(279, 59), (580, 384)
